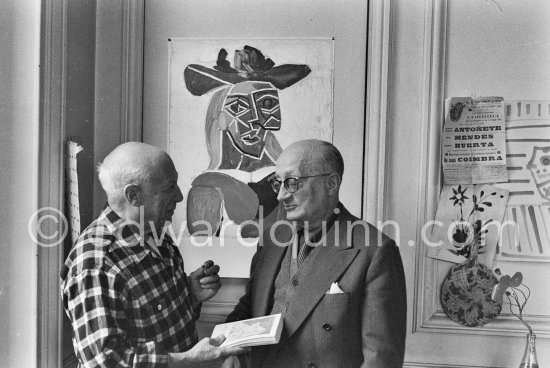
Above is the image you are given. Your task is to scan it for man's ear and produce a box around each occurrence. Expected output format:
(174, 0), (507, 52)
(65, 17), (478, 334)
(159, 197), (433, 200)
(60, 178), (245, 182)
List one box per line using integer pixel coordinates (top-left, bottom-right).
(326, 173), (341, 195)
(124, 184), (141, 206)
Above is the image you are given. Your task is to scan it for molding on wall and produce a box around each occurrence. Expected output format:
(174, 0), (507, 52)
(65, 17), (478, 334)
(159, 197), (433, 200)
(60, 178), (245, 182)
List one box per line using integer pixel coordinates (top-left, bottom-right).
(411, 0), (447, 335)
(418, 311), (550, 337)
(39, 1), (146, 366)
(37, 1), (66, 367)
(120, 0), (144, 142)
(411, 0), (550, 339)
(363, 0), (392, 224)
(404, 362), (504, 368)
(196, 301), (235, 338)
(93, 0), (145, 216)
(198, 301), (235, 324)
(95, 0), (144, 145)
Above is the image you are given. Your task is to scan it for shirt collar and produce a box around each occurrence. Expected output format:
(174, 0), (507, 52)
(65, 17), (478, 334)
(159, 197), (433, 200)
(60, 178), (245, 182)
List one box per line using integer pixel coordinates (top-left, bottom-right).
(300, 203), (341, 244)
(98, 205), (147, 248)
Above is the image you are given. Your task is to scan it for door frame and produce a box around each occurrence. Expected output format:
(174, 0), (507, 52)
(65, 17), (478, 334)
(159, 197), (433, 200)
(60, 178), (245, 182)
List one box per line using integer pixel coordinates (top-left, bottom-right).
(37, 0), (391, 366)
(37, 1), (145, 367)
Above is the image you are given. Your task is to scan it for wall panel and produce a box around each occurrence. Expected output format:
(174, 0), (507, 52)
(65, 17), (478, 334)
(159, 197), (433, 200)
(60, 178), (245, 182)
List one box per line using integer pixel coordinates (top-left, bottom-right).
(386, 0), (550, 366)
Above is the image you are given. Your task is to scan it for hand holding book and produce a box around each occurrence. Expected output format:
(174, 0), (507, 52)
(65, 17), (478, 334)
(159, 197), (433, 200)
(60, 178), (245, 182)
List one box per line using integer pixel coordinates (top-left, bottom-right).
(211, 314), (283, 348)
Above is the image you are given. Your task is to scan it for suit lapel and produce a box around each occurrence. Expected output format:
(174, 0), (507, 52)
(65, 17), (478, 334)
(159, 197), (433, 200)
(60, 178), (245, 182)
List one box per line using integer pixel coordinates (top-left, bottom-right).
(283, 207), (359, 337)
(252, 223), (292, 317)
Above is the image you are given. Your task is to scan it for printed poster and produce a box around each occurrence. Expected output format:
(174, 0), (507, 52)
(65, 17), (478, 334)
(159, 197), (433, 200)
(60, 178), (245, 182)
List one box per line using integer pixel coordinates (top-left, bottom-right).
(442, 97), (508, 184)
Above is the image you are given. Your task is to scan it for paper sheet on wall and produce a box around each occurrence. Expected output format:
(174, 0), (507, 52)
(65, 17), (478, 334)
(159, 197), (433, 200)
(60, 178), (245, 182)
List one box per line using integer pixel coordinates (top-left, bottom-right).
(66, 140), (83, 245)
(494, 100), (550, 262)
(442, 97), (508, 184)
(427, 184), (509, 265)
(167, 38), (335, 277)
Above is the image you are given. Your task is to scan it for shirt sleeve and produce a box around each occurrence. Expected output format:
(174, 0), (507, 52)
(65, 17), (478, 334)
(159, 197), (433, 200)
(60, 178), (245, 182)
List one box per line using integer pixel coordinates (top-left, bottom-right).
(63, 268), (170, 368)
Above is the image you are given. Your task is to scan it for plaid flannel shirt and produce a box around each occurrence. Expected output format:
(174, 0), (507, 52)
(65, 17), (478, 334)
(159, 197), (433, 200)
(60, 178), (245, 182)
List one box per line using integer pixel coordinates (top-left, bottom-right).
(60, 206), (199, 368)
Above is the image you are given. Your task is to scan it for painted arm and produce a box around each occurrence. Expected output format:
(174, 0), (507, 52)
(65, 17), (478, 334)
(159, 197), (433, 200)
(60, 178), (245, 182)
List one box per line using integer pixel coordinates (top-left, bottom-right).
(187, 172), (258, 236)
(361, 238), (407, 368)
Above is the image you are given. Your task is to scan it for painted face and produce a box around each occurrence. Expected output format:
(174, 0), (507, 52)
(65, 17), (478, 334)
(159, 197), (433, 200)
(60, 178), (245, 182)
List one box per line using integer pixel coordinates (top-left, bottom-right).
(274, 149), (330, 227)
(222, 81), (281, 158)
(141, 158), (184, 232)
(527, 146), (550, 201)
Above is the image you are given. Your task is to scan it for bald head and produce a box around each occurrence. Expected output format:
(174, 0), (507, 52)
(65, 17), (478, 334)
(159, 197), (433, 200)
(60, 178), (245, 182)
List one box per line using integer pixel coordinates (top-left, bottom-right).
(98, 142), (173, 201)
(279, 139), (344, 179)
(275, 140), (343, 225)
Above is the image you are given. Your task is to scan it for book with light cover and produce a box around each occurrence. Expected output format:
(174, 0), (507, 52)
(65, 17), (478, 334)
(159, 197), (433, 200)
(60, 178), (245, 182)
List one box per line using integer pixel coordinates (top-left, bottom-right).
(211, 313), (283, 348)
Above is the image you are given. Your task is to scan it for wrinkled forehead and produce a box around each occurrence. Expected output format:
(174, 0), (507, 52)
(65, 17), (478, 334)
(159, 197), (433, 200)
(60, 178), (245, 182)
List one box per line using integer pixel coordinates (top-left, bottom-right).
(275, 149), (305, 178)
(228, 81), (276, 95)
(154, 155), (178, 181)
(276, 145), (323, 178)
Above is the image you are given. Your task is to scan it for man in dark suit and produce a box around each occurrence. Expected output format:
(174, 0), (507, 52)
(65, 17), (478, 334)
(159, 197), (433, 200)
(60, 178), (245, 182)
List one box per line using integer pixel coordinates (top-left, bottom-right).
(224, 139), (407, 367)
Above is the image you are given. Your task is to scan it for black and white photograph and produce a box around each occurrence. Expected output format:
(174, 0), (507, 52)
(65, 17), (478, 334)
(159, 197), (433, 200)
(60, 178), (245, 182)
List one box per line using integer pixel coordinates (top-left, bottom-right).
(1, 1), (549, 367)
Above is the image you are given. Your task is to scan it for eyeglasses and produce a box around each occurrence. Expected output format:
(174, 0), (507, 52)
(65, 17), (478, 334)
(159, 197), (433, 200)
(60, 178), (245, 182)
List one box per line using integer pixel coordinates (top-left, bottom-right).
(268, 173), (333, 193)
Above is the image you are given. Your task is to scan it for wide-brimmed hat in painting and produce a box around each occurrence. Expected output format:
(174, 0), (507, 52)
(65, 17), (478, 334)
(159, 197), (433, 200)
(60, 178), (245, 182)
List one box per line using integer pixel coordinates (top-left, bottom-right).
(184, 45), (311, 96)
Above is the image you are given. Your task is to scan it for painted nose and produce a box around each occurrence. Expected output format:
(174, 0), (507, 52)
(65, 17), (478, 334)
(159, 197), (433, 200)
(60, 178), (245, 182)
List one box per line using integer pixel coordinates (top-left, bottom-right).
(250, 122), (265, 132)
(248, 104), (260, 124)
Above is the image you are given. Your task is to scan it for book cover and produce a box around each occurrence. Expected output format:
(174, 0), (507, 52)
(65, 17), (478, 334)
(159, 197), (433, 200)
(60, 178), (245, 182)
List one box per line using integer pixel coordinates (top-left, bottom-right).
(211, 314), (283, 348)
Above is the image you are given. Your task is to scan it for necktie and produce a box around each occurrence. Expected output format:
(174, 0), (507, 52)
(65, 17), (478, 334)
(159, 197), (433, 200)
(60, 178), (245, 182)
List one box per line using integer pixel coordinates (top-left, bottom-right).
(297, 231), (310, 267)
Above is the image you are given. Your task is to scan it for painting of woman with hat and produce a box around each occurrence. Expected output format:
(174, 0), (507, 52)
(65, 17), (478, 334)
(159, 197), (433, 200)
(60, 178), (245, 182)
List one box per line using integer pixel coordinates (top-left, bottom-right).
(183, 45), (311, 238)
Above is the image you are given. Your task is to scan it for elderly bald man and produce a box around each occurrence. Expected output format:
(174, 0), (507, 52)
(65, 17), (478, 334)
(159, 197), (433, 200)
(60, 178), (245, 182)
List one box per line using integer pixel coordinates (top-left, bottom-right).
(225, 139), (407, 368)
(61, 142), (249, 368)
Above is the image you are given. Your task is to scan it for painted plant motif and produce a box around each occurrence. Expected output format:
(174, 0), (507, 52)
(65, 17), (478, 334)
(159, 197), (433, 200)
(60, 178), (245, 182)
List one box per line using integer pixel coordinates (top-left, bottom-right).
(183, 46), (311, 237)
(448, 185), (504, 257)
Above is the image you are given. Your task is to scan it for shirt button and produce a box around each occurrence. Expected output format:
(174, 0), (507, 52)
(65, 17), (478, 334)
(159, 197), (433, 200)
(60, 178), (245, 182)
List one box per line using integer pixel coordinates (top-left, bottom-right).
(322, 323), (331, 331)
(308, 363), (316, 368)
(291, 279), (299, 287)
(157, 304), (162, 311)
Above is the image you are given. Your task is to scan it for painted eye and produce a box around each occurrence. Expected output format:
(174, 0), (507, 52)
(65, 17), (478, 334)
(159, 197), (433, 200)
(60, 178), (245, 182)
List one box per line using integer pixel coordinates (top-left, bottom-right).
(263, 98), (274, 109)
(231, 103), (244, 114)
(225, 100), (249, 116)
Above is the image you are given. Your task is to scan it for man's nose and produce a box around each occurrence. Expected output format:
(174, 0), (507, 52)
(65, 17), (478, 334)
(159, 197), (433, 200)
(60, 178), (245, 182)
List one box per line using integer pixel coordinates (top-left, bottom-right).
(276, 185), (291, 202)
(174, 185), (184, 203)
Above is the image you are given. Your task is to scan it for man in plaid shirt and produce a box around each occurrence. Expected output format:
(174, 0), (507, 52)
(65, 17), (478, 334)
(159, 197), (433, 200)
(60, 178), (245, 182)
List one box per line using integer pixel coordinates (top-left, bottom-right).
(61, 142), (249, 367)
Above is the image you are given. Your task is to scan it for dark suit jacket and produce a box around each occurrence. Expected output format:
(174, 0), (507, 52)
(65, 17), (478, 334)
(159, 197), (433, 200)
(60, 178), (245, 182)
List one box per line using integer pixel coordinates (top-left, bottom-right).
(227, 205), (407, 368)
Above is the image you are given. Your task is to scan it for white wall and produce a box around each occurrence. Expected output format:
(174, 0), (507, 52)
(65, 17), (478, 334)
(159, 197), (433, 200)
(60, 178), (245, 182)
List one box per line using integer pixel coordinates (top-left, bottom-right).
(387, 0), (550, 366)
(0, 0), (40, 367)
(142, 0), (369, 218)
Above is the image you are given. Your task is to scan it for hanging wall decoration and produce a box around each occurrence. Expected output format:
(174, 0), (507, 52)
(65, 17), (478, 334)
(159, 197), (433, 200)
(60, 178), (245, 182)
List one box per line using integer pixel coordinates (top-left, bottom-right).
(495, 100), (550, 263)
(168, 38), (334, 276)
